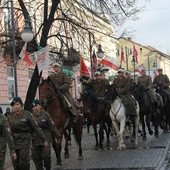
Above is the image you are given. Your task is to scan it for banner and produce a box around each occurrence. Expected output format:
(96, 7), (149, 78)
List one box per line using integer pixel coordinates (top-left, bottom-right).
(80, 57), (90, 77)
(133, 45), (138, 64)
(135, 64), (145, 74)
(35, 45), (50, 74)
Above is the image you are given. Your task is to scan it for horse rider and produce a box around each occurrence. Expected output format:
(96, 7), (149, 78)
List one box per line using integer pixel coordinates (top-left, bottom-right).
(125, 70), (136, 91)
(137, 69), (158, 105)
(31, 99), (61, 170)
(50, 62), (79, 124)
(113, 68), (137, 118)
(153, 68), (170, 96)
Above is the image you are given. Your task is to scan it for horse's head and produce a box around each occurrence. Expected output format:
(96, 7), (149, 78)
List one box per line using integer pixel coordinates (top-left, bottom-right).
(105, 84), (118, 102)
(39, 76), (57, 108)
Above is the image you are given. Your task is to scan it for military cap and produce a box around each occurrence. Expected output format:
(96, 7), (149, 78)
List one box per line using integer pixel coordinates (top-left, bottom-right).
(11, 97), (23, 106)
(52, 61), (62, 67)
(32, 99), (41, 107)
(94, 71), (101, 76)
(157, 68), (163, 71)
(125, 70), (131, 74)
(117, 68), (125, 73)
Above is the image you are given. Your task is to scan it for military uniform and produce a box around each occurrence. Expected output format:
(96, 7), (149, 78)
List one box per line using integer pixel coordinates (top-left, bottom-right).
(8, 110), (46, 170)
(32, 110), (61, 170)
(113, 76), (137, 116)
(0, 114), (15, 169)
(137, 74), (157, 103)
(153, 74), (170, 93)
(50, 70), (78, 120)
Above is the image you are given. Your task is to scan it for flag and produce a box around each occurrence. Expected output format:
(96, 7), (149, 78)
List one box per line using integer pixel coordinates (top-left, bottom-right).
(100, 56), (119, 70)
(121, 48), (125, 63)
(91, 50), (97, 71)
(35, 45), (50, 73)
(19, 42), (32, 66)
(133, 45), (138, 64)
(135, 64), (145, 74)
(80, 57), (90, 77)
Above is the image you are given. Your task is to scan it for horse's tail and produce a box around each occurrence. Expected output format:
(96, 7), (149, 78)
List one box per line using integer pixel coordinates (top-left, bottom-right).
(72, 115), (83, 144)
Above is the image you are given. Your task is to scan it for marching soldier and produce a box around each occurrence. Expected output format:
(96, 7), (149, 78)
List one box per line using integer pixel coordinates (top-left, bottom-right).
(153, 68), (170, 95)
(50, 62), (79, 124)
(137, 69), (158, 105)
(113, 68), (137, 117)
(0, 114), (16, 169)
(31, 99), (61, 170)
(8, 97), (48, 170)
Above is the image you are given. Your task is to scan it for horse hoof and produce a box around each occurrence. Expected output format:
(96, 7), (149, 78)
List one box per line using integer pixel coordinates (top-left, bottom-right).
(94, 146), (99, 150)
(143, 136), (147, 140)
(68, 141), (71, 146)
(78, 156), (83, 160)
(149, 131), (153, 135)
(155, 134), (159, 138)
(56, 162), (62, 166)
(64, 154), (70, 159)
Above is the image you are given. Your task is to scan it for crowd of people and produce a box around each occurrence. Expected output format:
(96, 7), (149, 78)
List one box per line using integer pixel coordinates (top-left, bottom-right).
(1, 61), (170, 169)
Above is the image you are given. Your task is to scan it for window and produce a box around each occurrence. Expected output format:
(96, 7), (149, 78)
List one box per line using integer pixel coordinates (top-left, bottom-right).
(7, 66), (15, 100)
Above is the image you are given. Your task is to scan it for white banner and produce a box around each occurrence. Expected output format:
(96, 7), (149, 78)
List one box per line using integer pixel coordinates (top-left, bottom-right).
(35, 45), (50, 74)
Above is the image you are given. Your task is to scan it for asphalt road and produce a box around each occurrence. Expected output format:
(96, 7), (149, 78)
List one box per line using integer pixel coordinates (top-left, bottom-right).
(4, 126), (170, 170)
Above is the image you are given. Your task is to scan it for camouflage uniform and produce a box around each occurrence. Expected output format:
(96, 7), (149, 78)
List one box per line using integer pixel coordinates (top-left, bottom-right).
(0, 114), (15, 169)
(153, 74), (170, 94)
(113, 76), (137, 116)
(31, 110), (61, 170)
(8, 110), (46, 170)
(50, 71), (78, 119)
(137, 74), (157, 103)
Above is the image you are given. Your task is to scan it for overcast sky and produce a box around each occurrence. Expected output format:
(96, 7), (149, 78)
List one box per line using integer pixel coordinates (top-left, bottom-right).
(119, 0), (170, 54)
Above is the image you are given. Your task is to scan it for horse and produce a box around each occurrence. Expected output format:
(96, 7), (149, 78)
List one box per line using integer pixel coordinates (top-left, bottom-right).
(39, 77), (83, 165)
(155, 85), (170, 132)
(132, 85), (161, 140)
(81, 86), (112, 150)
(107, 86), (139, 150)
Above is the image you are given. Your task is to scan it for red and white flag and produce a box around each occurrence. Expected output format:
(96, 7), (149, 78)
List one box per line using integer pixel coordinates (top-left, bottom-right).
(100, 56), (119, 70)
(35, 45), (50, 74)
(80, 57), (90, 77)
(91, 50), (97, 72)
(121, 48), (125, 63)
(19, 42), (32, 66)
(133, 45), (138, 64)
(135, 64), (145, 74)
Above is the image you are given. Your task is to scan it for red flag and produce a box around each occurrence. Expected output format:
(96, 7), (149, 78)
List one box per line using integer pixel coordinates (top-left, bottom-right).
(100, 56), (119, 70)
(19, 42), (32, 66)
(91, 51), (97, 71)
(80, 57), (90, 77)
(133, 45), (138, 64)
(121, 48), (125, 63)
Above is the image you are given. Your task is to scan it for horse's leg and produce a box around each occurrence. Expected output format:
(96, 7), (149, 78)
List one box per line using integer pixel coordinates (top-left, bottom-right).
(99, 123), (104, 149)
(119, 120), (126, 150)
(67, 128), (71, 146)
(52, 134), (62, 165)
(152, 110), (159, 137)
(146, 114), (153, 136)
(131, 116), (139, 147)
(140, 115), (147, 140)
(105, 119), (111, 149)
(63, 130), (70, 159)
(93, 124), (99, 150)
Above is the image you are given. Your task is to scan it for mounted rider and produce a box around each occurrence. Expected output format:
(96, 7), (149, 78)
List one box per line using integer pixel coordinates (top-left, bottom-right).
(113, 68), (137, 117)
(153, 68), (170, 96)
(49, 62), (79, 124)
(137, 69), (158, 105)
(125, 70), (136, 91)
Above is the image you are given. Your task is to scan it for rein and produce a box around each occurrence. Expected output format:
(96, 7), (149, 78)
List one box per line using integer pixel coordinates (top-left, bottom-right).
(111, 98), (123, 120)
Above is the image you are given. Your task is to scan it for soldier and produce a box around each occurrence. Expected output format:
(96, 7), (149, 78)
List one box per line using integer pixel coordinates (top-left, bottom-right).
(50, 62), (79, 124)
(113, 68), (137, 117)
(31, 99), (61, 170)
(125, 70), (136, 91)
(0, 114), (16, 169)
(137, 69), (158, 105)
(8, 97), (48, 170)
(153, 68), (170, 95)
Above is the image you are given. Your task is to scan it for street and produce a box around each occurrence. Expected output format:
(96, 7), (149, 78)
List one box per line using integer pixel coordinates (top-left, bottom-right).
(4, 126), (170, 170)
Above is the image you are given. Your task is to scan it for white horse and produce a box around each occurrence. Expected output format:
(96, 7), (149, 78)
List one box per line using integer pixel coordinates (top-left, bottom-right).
(109, 97), (140, 150)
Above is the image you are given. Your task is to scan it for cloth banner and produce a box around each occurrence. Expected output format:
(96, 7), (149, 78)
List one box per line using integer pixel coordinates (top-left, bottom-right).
(100, 56), (119, 70)
(135, 64), (145, 74)
(80, 57), (90, 77)
(35, 45), (50, 74)
(133, 45), (138, 64)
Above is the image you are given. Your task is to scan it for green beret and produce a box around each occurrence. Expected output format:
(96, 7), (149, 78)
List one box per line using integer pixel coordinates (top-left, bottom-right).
(32, 99), (41, 107)
(11, 97), (23, 106)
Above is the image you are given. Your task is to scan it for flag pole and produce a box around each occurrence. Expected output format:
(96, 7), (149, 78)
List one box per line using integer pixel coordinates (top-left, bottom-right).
(89, 32), (93, 79)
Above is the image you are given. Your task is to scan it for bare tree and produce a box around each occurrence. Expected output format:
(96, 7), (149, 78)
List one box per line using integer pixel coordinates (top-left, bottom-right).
(0, 0), (148, 111)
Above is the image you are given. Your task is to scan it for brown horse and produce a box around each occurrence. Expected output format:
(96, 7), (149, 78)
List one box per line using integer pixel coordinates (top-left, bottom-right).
(39, 76), (83, 165)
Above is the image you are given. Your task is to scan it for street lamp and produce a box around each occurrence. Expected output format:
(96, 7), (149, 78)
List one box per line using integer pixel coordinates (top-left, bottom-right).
(96, 44), (104, 59)
(131, 56), (136, 82)
(21, 19), (34, 42)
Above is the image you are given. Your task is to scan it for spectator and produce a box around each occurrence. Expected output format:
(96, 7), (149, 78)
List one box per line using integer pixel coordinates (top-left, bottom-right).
(4, 107), (11, 117)
(0, 107), (3, 114)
